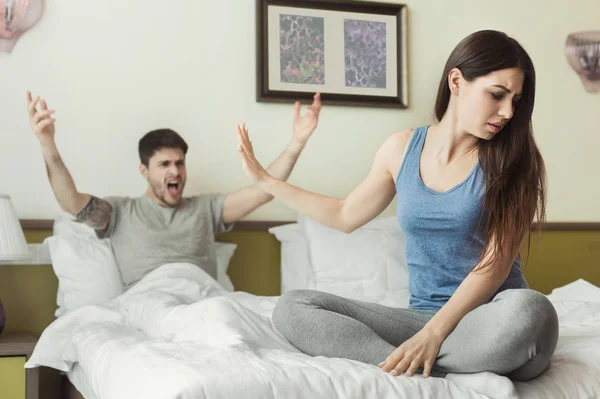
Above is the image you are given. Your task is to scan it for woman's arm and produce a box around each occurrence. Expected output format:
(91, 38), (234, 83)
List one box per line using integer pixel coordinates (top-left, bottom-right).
(223, 95), (322, 224)
(380, 232), (527, 378)
(236, 124), (410, 233)
(423, 236), (514, 341)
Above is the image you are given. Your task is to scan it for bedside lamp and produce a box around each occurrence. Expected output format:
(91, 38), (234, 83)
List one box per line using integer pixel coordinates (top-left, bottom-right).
(0, 194), (30, 335)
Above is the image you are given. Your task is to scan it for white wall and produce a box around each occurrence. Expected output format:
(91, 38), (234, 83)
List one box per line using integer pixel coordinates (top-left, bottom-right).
(1, 0), (598, 221)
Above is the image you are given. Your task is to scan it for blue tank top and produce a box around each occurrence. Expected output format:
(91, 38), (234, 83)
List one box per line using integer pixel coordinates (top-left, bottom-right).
(396, 125), (528, 310)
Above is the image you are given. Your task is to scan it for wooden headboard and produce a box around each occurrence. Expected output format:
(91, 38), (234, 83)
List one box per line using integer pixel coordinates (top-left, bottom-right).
(1, 220), (599, 339)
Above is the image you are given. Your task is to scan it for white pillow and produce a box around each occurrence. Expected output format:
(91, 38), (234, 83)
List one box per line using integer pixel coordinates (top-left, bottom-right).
(46, 234), (124, 317)
(51, 216), (238, 316)
(291, 215), (410, 307)
(52, 215), (99, 239)
(50, 216), (123, 317)
(214, 242), (237, 292)
(269, 223), (313, 293)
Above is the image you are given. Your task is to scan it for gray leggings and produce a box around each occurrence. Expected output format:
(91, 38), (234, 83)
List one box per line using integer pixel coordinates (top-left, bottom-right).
(272, 288), (559, 381)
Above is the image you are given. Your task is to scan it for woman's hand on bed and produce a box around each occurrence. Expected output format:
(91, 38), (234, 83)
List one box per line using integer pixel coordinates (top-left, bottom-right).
(378, 328), (444, 378)
(236, 122), (273, 184)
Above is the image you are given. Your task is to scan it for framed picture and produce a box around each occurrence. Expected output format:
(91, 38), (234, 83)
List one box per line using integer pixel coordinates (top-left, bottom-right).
(257, 0), (408, 108)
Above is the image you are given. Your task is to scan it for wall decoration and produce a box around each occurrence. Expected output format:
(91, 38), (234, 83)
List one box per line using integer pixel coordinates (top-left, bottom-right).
(257, 0), (408, 108)
(565, 31), (600, 93)
(0, 0), (43, 53)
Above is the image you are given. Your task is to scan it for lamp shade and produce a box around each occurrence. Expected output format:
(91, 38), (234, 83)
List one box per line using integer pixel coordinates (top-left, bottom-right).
(0, 194), (29, 260)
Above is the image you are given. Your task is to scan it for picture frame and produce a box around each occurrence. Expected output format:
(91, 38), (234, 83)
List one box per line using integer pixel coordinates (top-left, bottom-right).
(256, 0), (408, 108)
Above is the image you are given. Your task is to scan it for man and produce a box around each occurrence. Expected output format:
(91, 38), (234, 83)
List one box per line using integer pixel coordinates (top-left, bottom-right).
(27, 91), (321, 287)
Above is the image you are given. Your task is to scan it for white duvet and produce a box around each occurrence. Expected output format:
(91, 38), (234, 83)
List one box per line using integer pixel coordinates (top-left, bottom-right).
(26, 263), (600, 399)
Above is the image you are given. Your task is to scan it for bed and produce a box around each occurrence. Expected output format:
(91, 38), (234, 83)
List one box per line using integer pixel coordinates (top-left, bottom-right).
(11, 217), (600, 398)
(27, 265), (600, 399)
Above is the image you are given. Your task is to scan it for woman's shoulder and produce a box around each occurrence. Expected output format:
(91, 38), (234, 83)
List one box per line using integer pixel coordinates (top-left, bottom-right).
(378, 128), (417, 160)
(389, 128), (415, 146)
(378, 126), (435, 178)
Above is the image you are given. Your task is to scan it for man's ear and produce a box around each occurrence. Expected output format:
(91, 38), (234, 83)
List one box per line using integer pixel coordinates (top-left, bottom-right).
(139, 163), (148, 179)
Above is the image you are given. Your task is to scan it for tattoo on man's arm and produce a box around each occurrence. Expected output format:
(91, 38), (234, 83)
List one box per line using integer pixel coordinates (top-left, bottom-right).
(76, 196), (113, 230)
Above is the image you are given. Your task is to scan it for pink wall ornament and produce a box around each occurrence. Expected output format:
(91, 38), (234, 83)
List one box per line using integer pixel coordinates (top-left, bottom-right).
(0, 0), (43, 53)
(565, 31), (600, 93)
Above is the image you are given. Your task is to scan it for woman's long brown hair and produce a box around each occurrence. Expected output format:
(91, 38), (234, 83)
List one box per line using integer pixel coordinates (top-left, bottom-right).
(434, 30), (546, 271)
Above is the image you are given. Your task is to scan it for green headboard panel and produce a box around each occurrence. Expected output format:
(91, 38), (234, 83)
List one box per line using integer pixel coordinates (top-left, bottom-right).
(522, 231), (600, 294)
(0, 229), (56, 337)
(218, 230), (281, 296)
(0, 264), (58, 338)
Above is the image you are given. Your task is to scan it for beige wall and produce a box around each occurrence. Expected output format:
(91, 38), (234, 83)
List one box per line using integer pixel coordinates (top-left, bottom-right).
(1, 0), (598, 221)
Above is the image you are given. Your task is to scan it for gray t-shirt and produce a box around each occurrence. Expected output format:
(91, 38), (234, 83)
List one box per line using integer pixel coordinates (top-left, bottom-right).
(97, 194), (233, 287)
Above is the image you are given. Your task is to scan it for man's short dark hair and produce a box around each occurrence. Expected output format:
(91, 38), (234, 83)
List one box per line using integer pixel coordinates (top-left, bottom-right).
(138, 128), (188, 166)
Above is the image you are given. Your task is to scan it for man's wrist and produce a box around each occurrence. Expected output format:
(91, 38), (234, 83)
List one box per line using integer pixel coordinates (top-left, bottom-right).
(40, 141), (59, 158)
(287, 137), (307, 155)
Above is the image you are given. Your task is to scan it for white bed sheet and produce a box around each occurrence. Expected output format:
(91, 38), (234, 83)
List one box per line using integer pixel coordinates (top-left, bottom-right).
(515, 279), (600, 398)
(68, 363), (98, 399)
(25, 263), (600, 399)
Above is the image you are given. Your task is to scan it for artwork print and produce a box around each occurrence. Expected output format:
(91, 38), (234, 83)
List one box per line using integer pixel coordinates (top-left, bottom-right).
(258, 0), (407, 108)
(344, 19), (387, 89)
(279, 14), (325, 85)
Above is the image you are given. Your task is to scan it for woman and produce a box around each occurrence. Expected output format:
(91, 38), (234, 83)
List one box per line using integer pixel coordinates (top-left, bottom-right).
(236, 30), (558, 381)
